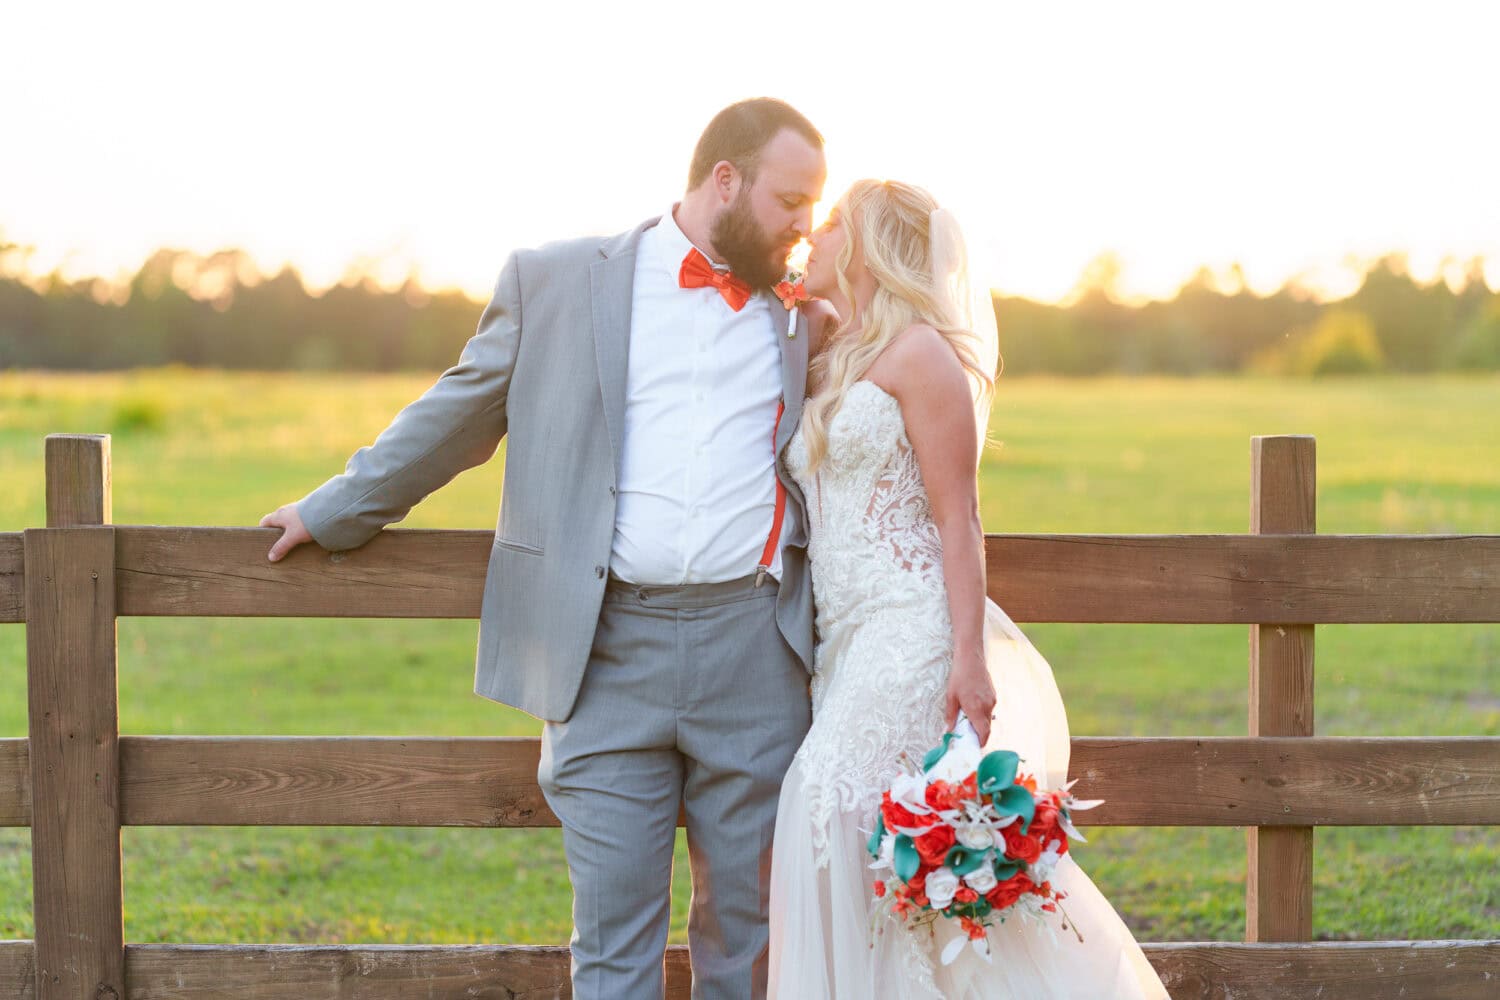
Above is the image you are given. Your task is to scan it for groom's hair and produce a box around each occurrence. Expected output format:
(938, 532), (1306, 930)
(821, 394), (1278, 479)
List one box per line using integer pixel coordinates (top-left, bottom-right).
(687, 98), (823, 191)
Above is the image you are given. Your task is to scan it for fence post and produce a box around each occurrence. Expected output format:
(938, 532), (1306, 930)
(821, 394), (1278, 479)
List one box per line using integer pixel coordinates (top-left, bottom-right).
(1246, 434), (1316, 942)
(25, 434), (123, 999)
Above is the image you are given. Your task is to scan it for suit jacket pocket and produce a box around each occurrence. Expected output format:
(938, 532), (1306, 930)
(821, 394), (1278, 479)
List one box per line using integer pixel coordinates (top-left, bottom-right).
(493, 536), (544, 556)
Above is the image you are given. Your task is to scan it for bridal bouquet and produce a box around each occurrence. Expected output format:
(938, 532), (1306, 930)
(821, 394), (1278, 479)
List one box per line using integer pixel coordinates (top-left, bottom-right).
(865, 716), (1102, 964)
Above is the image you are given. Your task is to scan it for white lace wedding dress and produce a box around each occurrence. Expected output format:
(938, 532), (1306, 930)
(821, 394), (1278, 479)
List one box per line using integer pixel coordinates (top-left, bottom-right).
(768, 380), (1168, 999)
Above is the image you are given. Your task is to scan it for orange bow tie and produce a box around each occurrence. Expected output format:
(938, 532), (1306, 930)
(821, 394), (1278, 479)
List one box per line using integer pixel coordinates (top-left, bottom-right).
(679, 247), (753, 312)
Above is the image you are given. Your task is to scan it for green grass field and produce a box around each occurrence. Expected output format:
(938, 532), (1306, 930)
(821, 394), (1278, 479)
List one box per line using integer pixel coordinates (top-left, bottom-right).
(1, 369), (1497, 945)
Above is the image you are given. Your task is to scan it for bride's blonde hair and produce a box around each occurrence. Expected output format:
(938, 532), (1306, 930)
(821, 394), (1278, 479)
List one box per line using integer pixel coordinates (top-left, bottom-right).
(801, 179), (997, 472)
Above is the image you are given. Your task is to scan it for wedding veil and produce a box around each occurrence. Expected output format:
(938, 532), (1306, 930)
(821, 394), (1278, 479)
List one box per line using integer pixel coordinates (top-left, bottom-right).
(928, 205), (1070, 791)
(928, 206), (1001, 450)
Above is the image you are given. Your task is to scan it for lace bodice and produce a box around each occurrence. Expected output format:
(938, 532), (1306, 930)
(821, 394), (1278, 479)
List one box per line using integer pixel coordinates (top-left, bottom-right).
(784, 379), (954, 865)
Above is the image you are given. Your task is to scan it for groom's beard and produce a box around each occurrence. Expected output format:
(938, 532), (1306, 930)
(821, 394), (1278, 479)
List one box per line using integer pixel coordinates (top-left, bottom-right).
(710, 191), (792, 288)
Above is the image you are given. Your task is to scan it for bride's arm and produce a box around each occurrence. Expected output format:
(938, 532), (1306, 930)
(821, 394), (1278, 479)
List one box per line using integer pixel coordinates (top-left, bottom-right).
(868, 324), (996, 744)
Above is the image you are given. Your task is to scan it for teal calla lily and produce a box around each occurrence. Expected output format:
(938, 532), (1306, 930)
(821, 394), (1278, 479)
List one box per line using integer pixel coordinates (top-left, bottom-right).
(866, 813), (887, 858)
(993, 785), (1036, 835)
(976, 750), (1019, 797)
(893, 835), (920, 882)
(944, 844), (988, 877)
(922, 732), (958, 772)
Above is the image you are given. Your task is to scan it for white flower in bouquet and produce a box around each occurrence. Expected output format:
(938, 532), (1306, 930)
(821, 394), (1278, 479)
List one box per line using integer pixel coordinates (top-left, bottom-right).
(963, 864), (998, 893)
(925, 867), (960, 909)
(1028, 837), (1066, 885)
(925, 738), (983, 784)
(889, 773), (932, 817)
(956, 822), (993, 852)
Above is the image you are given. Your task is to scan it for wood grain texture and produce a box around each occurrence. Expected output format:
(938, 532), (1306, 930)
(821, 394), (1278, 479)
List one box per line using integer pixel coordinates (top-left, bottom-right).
(116, 526), (489, 619)
(9, 526), (1498, 625)
(97, 526), (1500, 623)
(114, 736), (1500, 828)
(120, 736), (552, 828)
(1247, 435), (1316, 944)
(1147, 940), (1500, 999)
(109, 940), (1500, 1000)
(0, 940), (35, 1000)
(0, 533), (20, 624)
(44, 434), (110, 529)
(0, 739), (28, 826)
(984, 533), (1500, 624)
(25, 528), (123, 1000)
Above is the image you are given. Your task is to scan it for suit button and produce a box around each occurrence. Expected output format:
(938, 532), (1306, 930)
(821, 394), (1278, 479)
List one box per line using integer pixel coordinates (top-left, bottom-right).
(594, 565), (605, 579)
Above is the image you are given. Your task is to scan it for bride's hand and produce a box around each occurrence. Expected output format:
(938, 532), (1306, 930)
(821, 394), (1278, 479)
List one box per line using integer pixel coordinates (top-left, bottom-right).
(945, 646), (996, 745)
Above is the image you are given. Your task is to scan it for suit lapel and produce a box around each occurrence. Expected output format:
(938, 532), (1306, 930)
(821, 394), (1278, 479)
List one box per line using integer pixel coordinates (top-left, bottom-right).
(591, 219), (656, 472)
(768, 294), (809, 509)
(770, 296), (808, 454)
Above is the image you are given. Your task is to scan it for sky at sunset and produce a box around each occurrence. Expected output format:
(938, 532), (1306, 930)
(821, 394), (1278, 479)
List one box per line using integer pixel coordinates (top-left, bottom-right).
(4, 0), (1498, 304)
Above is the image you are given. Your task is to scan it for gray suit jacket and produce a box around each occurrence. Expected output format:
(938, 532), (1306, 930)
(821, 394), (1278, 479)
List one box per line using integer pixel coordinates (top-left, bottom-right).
(296, 217), (815, 722)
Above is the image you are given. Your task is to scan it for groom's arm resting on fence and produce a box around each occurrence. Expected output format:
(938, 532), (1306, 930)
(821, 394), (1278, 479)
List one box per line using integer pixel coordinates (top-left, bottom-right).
(263, 252), (525, 558)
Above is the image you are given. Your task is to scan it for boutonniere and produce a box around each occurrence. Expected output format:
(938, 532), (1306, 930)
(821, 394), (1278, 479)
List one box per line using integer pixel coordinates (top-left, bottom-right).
(774, 269), (809, 339)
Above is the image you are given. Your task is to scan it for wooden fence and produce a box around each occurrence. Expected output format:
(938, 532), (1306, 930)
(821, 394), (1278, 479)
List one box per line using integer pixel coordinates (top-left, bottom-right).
(1, 432), (1497, 998)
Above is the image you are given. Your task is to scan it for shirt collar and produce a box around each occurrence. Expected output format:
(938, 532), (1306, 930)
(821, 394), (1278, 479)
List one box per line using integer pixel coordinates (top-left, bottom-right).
(654, 202), (733, 279)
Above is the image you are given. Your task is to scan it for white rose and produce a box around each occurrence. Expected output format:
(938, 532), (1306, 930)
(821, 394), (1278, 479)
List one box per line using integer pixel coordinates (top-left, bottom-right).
(925, 867), (960, 909)
(956, 823), (993, 851)
(926, 740), (983, 784)
(964, 864), (998, 893)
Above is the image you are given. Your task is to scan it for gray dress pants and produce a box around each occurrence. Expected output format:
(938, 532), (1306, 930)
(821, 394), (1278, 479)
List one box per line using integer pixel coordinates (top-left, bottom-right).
(537, 573), (812, 1000)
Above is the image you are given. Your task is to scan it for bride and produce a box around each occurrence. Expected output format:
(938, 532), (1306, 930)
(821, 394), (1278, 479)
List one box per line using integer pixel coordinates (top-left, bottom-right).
(767, 179), (1169, 998)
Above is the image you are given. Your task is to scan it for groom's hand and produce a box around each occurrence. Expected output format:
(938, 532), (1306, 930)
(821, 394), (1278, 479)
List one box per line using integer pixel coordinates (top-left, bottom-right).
(260, 503), (313, 562)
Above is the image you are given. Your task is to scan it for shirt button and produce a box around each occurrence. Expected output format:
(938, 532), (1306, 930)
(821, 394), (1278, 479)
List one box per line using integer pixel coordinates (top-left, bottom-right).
(608, 486), (616, 496)
(594, 565), (605, 579)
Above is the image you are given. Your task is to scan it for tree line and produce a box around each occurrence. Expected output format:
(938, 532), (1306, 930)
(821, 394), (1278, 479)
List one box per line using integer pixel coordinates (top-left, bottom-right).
(2, 240), (1497, 374)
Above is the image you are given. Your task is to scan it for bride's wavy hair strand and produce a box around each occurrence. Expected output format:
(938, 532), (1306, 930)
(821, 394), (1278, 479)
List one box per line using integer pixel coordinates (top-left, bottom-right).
(801, 179), (996, 473)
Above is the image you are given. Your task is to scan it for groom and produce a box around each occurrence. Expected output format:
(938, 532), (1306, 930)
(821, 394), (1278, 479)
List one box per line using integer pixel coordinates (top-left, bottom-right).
(260, 98), (826, 999)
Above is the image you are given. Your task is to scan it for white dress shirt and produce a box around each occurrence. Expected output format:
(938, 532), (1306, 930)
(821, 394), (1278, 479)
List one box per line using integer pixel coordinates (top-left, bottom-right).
(609, 206), (786, 585)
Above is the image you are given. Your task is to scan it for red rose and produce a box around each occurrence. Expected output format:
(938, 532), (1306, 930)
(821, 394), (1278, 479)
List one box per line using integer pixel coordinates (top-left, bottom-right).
(985, 871), (1035, 910)
(1032, 799), (1071, 855)
(915, 825), (956, 866)
(880, 791), (921, 832)
(1002, 824), (1042, 864)
(955, 887), (978, 904)
(926, 780), (962, 812)
(873, 880), (886, 897)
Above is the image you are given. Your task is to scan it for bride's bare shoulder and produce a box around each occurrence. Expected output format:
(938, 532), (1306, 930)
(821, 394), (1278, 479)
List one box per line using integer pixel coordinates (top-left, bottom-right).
(866, 323), (967, 399)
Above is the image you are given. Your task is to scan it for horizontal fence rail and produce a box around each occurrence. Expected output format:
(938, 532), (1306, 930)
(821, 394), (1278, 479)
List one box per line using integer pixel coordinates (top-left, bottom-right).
(2, 526), (1499, 624)
(4, 735), (1499, 830)
(2, 939), (1500, 1000)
